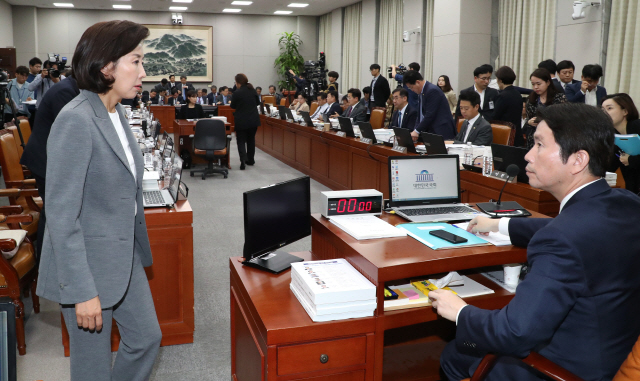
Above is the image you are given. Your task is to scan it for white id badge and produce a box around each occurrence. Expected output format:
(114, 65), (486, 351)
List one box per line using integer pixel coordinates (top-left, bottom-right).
(489, 101), (495, 109)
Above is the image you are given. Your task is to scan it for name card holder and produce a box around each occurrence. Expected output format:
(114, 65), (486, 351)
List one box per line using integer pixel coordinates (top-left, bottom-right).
(392, 146), (407, 153)
(336, 131), (346, 137)
(360, 138), (373, 145)
(315, 126), (324, 132)
(488, 170), (517, 183)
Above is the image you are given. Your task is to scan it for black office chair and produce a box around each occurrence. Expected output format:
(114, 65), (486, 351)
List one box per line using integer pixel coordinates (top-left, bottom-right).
(189, 119), (230, 179)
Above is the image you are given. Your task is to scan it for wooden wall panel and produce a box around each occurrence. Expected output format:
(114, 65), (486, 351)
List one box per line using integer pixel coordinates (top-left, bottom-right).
(283, 130), (296, 160)
(310, 140), (329, 177)
(263, 124), (273, 149)
(328, 145), (349, 188)
(296, 134), (311, 168)
(272, 128), (284, 155)
(351, 154), (379, 190)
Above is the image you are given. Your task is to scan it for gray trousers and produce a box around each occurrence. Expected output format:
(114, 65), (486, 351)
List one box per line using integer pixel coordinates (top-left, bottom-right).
(61, 251), (162, 381)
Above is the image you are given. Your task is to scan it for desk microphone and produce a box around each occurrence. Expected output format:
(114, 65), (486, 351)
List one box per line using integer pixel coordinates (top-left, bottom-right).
(476, 164), (530, 217)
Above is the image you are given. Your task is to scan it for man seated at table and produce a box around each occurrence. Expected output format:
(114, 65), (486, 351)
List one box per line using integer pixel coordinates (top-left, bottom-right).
(267, 85), (283, 105)
(207, 85), (218, 105)
(148, 89), (158, 104)
(429, 102), (640, 381)
(448, 90), (492, 145)
(167, 88), (180, 106)
(334, 88), (367, 124)
(311, 93), (329, 120)
(217, 86), (231, 105)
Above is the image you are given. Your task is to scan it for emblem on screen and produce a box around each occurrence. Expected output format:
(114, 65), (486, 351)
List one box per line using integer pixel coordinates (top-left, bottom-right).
(414, 170), (437, 189)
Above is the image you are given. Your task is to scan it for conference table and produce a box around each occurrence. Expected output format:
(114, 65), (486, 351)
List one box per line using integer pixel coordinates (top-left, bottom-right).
(149, 104), (219, 134)
(173, 119), (233, 169)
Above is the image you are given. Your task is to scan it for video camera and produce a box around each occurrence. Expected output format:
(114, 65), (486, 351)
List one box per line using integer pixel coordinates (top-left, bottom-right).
(46, 53), (68, 79)
(388, 64), (407, 79)
(301, 52), (329, 98)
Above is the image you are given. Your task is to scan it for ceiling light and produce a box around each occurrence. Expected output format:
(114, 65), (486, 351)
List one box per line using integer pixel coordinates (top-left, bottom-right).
(288, 3), (309, 7)
(172, 0), (193, 2)
(231, 1), (253, 5)
(53, 3), (74, 7)
(274, 10), (293, 14)
(113, 4), (131, 9)
(223, 8), (242, 12)
(169, 6), (188, 10)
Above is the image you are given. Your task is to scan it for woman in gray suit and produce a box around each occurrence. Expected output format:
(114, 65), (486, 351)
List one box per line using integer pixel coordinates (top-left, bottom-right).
(37, 21), (161, 380)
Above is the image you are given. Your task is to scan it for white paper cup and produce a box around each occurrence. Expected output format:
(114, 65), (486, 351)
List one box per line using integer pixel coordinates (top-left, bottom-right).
(503, 264), (522, 287)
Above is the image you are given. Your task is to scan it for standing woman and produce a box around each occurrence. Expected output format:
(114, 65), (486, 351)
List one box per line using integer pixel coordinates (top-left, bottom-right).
(37, 21), (161, 380)
(177, 89), (204, 119)
(603, 93), (640, 194)
(437, 75), (457, 115)
(525, 68), (567, 149)
(231, 73), (261, 170)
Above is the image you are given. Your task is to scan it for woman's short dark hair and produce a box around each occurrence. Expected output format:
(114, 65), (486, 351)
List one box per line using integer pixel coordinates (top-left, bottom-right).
(604, 93), (640, 122)
(73, 21), (148, 93)
(528, 68), (559, 106)
(438, 75), (453, 92)
(328, 71), (339, 79)
(536, 103), (614, 177)
(495, 66), (516, 85)
(186, 90), (196, 101)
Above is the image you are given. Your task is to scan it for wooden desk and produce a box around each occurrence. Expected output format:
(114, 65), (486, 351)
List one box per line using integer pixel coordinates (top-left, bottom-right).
(149, 105), (177, 134)
(217, 105), (235, 129)
(61, 200), (194, 356)
(256, 115), (560, 216)
(172, 119), (232, 169)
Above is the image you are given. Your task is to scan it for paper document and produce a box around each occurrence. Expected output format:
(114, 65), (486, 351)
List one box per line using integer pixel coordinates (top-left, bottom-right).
(330, 215), (407, 240)
(454, 222), (512, 246)
(22, 99), (37, 105)
(143, 171), (161, 180)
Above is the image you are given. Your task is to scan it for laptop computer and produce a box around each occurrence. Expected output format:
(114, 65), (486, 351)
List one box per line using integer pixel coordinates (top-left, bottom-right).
(420, 132), (448, 155)
(392, 128), (417, 154)
(491, 144), (529, 184)
(338, 117), (356, 138)
(358, 122), (378, 144)
(283, 107), (295, 121)
(299, 111), (315, 127)
(388, 155), (480, 222)
(144, 156), (183, 208)
(278, 106), (288, 120)
(322, 113), (330, 123)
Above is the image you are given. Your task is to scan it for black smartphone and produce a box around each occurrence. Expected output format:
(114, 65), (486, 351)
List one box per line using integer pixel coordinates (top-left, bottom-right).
(429, 229), (468, 244)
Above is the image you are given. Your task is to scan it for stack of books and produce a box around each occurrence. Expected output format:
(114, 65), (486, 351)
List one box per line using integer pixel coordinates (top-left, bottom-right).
(290, 259), (377, 322)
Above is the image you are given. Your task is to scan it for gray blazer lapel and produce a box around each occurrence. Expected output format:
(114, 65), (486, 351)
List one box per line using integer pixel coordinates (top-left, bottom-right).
(117, 103), (143, 187)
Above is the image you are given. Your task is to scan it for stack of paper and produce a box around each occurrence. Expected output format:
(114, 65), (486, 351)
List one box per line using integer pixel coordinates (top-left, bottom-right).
(290, 259), (377, 322)
(330, 215), (407, 240)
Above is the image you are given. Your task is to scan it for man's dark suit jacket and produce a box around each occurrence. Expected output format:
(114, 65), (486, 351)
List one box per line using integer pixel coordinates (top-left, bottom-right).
(390, 105), (418, 130)
(552, 77), (580, 93)
(21, 77), (80, 179)
(455, 180), (640, 380)
(370, 75), (391, 108)
(455, 86), (499, 121)
(414, 81), (456, 139)
(325, 102), (342, 117)
(217, 93), (231, 105)
(453, 115), (492, 145)
(268, 92), (283, 105)
(341, 100), (367, 124)
(230, 86), (261, 131)
(492, 85), (525, 147)
(206, 92), (217, 105)
(565, 82), (607, 106)
(179, 82), (195, 101)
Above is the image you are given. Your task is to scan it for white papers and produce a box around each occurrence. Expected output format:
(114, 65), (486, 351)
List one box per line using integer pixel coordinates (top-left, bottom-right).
(143, 171), (160, 180)
(454, 222), (512, 246)
(22, 99), (37, 105)
(329, 215), (407, 240)
(430, 271), (464, 288)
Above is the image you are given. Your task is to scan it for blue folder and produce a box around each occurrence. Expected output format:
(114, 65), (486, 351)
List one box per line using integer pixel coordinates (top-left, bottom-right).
(396, 222), (490, 250)
(615, 134), (640, 156)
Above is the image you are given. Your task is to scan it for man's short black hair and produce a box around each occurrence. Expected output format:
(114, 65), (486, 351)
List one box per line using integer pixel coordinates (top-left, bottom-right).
(210, 85), (217, 90)
(15, 66), (29, 76)
(474, 65), (492, 77)
(327, 90), (339, 101)
(536, 103), (614, 177)
(362, 86), (372, 95)
(408, 62), (420, 71)
(161, 78), (168, 85)
(269, 85), (276, 90)
(459, 89), (481, 108)
(202, 88), (208, 94)
(171, 88), (179, 95)
(180, 75), (187, 80)
(150, 89), (157, 95)
(29, 57), (42, 67)
(256, 86), (262, 91)
(328, 71), (339, 79)
(370, 64), (381, 71)
(538, 59), (557, 75)
(318, 93), (328, 100)
(403, 70), (424, 85)
(348, 88), (361, 100)
(557, 60), (575, 72)
(582, 64), (603, 80)
(495, 66), (516, 85)
(219, 86), (228, 92)
(392, 88), (409, 98)
(169, 74), (175, 79)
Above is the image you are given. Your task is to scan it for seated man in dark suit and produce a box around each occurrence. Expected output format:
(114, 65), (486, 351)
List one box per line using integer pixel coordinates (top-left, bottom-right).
(493, 65), (526, 147)
(337, 88), (367, 124)
(455, 65), (499, 122)
(167, 88), (180, 106)
(555, 60), (580, 91)
(206, 85), (217, 105)
(217, 86), (232, 105)
(325, 90), (342, 118)
(538, 59), (564, 93)
(148, 89), (158, 104)
(449, 90), (492, 145)
(565, 64), (607, 106)
(390, 88), (417, 130)
(431, 102), (640, 381)
(403, 70), (456, 140)
(267, 85), (283, 105)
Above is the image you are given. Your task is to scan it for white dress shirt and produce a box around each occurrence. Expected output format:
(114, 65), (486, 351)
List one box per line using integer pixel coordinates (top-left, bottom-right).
(474, 84), (486, 109)
(108, 111), (137, 214)
(397, 104), (408, 127)
(370, 75), (379, 102)
(463, 113), (481, 143)
(583, 88), (598, 106)
(311, 103), (329, 119)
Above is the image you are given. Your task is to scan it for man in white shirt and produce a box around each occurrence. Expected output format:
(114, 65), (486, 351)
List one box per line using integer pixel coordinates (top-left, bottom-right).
(555, 60), (580, 90)
(311, 93), (329, 120)
(455, 65), (499, 122)
(196, 89), (204, 105)
(430, 103), (640, 381)
(565, 64), (607, 107)
(449, 90), (492, 146)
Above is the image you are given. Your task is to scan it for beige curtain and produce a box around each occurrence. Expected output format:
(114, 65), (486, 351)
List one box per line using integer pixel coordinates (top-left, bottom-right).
(498, 0), (556, 87)
(423, 0), (434, 82)
(377, 0), (404, 80)
(605, 0), (640, 101)
(342, 2), (362, 91)
(318, 13), (332, 67)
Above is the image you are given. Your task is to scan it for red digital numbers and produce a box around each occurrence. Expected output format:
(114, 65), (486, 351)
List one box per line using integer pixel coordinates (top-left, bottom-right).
(337, 199), (346, 213)
(336, 199), (374, 214)
(347, 199), (357, 212)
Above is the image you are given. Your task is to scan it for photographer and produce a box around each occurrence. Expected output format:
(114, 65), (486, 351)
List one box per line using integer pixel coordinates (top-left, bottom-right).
(327, 71), (339, 92)
(288, 69), (308, 97)
(3, 66), (34, 124)
(390, 62), (420, 109)
(28, 60), (65, 109)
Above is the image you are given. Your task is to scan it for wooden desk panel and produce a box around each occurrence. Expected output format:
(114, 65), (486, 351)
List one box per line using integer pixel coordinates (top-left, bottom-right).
(172, 119), (232, 169)
(217, 105), (235, 128)
(150, 105), (177, 134)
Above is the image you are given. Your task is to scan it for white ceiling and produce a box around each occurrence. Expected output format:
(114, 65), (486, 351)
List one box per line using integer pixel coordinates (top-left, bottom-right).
(5, 0), (359, 16)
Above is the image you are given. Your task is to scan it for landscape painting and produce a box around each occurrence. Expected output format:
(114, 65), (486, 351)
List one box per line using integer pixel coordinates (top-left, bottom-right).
(142, 25), (213, 82)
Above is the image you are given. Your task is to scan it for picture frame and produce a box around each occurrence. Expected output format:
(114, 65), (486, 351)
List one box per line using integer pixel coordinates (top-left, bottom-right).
(142, 24), (213, 82)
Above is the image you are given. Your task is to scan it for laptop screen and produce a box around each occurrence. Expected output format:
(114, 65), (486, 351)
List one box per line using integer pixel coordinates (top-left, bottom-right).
(389, 155), (461, 206)
(168, 156), (183, 202)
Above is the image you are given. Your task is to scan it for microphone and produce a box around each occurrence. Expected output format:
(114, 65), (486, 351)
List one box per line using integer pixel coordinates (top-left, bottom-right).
(476, 164), (529, 217)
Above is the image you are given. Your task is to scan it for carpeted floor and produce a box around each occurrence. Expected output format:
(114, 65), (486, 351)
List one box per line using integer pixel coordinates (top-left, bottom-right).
(16, 135), (331, 381)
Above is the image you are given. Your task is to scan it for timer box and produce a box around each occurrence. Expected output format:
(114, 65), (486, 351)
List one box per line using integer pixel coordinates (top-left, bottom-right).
(320, 189), (383, 218)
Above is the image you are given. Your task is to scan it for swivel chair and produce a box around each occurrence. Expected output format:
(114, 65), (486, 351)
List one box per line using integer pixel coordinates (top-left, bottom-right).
(189, 119), (229, 180)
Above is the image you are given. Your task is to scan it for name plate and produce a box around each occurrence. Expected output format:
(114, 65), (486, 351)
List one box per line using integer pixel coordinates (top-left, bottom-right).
(286, 118), (294, 123)
(392, 146), (407, 153)
(336, 131), (346, 137)
(316, 126), (324, 131)
(489, 170), (517, 183)
(360, 138), (373, 144)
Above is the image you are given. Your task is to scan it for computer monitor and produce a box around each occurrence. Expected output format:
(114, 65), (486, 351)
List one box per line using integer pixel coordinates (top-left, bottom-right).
(392, 128), (417, 154)
(338, 117), (356, 138)
(242, 176), (309, 273)
(491, 144), (529, 184)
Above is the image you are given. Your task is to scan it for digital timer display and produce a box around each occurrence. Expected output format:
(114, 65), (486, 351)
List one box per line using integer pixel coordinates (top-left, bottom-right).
(327, 196), (383, 216)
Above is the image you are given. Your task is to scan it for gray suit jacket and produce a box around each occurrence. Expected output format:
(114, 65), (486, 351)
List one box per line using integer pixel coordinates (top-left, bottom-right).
(37, 90), (152, 308)
(341, 100), (367, 124)
(217, 93), (231, 105)
(453, 115), (493, 146)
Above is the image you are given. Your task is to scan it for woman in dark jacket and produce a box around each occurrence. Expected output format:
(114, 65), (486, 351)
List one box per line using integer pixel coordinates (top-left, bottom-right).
(603, 93), (640, 195)
(230, 73), (261, 170)
(524, 68), (567, 149)
(177, 89), (204, 119)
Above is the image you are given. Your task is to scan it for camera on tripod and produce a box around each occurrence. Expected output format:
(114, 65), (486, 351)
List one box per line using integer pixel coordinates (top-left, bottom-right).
(388, 64), (407, 79)
(46, 53), (68, 78)
(301, 52), (329, 98)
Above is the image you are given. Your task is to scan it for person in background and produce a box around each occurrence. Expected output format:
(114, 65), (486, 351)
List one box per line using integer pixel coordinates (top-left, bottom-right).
(207, 85), (218, 105)
(538, 59), (564, 93)
(362, 86), (372, 118)
(403, 70), (456, 140)
(327, 71), (339, 92)
(288, 69), (308, 98)
(167, 88), (180, 106)
(449, 90), (493, 146)
(290, 94), (310, 113)
(39, 20), (161, 380)
(148, 89), (157, 104)
(256, 86), (262, 103)
(179, 75), (195, 103)
(324, 91), (342, 117)
(493, 65), (526, 147)
(565, 64), (607, 107)
(231, 73), (261, 170)
(195, 89), (205, 105)
(3, 66), (34, 124)
(28, 60), (65, 109)
(525, 68), (567, 149)
(217, 86), (231, 105)
(391, 62), (420, 110)
(158, 78), (169, 92)
(339, 88), (367, 124)
(385, 94), (394, 125)
(311, 93), (329, 120)
(455, 64), (499, 122)
(26, 57), (42, 122)
(166, 74), (178, 93)
(437, 75), (457, 115)
(177, 90), (204, 119)
(521, 98), (528, 131)
(340, 95), (349, 110)
(390, 88), (417, 130)
(556, 60), (580, 90)
(369, 64), (391, 109)
(267, 85), (283, 105)
(201, 88), (208, 104)
(603, 93), (640, 194)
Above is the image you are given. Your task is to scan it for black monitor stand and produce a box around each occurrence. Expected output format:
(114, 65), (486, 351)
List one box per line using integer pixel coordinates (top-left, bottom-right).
(243, 251), (304, 273)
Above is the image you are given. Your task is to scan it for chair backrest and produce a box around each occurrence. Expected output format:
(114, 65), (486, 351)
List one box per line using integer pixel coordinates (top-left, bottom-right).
(457, 118), (465, 133)
(6, 126), (24, 159)
(19, 120), (31, 144)
(263, 95), (275, 105)
(309, 101), (318, 116)
(280, 98), (287, 106)
(370, 109), (385, 130)
(491, 121), (515, 146)
(0, 131), (24, 182)
(193, 119), (227, 152)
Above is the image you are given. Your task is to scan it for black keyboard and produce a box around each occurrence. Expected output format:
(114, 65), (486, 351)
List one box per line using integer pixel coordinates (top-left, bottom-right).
(144, 191), (164, 205)
(401, 206), (476, 216)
